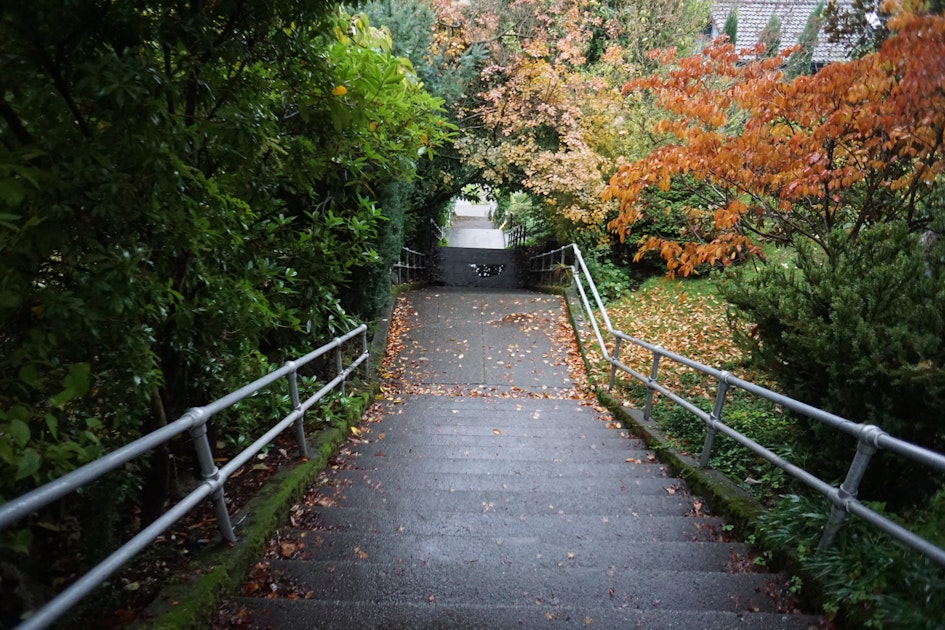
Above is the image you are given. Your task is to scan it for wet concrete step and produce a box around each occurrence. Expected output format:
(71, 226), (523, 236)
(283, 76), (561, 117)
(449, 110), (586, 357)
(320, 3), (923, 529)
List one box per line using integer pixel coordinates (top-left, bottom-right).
(271, 530), (753, 572)
(302, 507), (727, 543)
(347, 440), (649, 463)
(311, 486), (699, 518)
(338, 456), (674, 479)
(377, 399), (625, 433)
(365, 418), (645, 449)
(230, 598), (820, 630)
(387, 395), (600, 415)
(370, 417), (629, 441)
(254, 559), (788, 614)
(329, 469), (680, 495)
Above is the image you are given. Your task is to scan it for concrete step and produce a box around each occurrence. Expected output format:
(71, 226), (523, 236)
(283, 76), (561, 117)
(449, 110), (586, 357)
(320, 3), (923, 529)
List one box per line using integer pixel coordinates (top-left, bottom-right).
(346, 440), (649, 463)
(385, 395), (600, 415)
(270, 530), (753, 572)
(302, 507), (728, 543)
(229, 598), (821, 630)
(337, 456), (675, 480)
(360, 420), (636, 441)
(328, 468), (686, 495)
(309, 485), (699, 519)
(254, 559), (790, 615)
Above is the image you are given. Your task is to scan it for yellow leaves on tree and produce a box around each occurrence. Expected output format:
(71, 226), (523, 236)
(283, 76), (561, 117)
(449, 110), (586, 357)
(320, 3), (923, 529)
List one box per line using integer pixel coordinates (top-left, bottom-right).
(603, 7), (945, 274)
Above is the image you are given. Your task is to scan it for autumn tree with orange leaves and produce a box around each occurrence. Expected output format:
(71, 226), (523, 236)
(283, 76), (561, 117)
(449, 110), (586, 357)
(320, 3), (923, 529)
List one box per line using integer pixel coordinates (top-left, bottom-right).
(604, 6), (945, 277)
(604, 3), (945, 491)
(427, 0), (706, 244)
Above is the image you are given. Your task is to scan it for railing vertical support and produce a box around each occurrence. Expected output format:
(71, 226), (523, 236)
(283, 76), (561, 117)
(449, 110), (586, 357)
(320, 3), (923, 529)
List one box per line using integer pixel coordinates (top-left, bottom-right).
(361, 329), (369, 379)
(188, 410), (236, 543)
(700, 372), (731, 468)
(286, 362), (309, 459)
(643, 349), (662, 421)
(819, 425), (882, 550)
(335, 342), (345, 395)
(609, 336), (622, 391)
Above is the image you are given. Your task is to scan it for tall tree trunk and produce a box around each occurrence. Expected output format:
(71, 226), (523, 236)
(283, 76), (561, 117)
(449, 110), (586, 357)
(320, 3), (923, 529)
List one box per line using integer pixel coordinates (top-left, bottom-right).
(140, 386), (170, 525)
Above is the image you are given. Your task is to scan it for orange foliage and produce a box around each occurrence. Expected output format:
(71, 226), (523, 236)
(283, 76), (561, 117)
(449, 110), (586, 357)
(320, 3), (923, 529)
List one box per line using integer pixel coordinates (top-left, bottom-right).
(603, 8), (945, 276)
(437, 0), (628, 231)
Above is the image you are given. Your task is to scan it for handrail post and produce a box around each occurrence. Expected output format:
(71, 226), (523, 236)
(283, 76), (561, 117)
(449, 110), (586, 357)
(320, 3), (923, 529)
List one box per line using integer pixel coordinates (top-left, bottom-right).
(819, 424), (883, 550)
(187, 409), (236, 543)
(335, 340), (345, 395)
(643, 348), (662, 420)
(609, 336), (622, 391)
(700, 372), (731, 468)
(286, 361), (309, 459)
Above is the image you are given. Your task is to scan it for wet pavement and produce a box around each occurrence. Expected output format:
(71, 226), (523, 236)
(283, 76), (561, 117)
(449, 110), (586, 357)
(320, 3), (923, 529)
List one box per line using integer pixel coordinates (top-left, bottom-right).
(227, 288), (821, 629)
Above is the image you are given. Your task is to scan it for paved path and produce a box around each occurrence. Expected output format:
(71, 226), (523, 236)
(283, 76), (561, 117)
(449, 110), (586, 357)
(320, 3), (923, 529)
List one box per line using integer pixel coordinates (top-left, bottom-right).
(445, 200), (505, 249)
(224, 288), (820, 629)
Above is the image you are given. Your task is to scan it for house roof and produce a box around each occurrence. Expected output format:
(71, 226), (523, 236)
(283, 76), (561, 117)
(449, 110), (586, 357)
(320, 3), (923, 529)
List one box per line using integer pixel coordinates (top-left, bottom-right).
(708, 1), (852, 66)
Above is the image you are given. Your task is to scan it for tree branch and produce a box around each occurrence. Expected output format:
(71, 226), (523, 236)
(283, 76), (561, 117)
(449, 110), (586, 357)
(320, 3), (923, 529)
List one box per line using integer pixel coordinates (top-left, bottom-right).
(0, 98), (34, 146)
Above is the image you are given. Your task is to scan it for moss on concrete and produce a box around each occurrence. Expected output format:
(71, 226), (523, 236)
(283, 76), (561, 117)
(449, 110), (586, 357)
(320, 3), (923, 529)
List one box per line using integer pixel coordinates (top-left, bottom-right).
(596, 391), (761, 530)
(137, 391), (373, 630)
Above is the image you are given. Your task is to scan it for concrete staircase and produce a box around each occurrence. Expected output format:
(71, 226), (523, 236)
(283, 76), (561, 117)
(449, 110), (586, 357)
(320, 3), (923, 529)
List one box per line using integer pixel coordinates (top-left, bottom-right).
(222, 289), (820, 629)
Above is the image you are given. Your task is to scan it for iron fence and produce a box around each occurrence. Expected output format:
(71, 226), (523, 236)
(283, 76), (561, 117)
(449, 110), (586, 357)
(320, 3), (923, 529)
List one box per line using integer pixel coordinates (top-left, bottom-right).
(531, 243), (945, 568)
(503, 222), (528, 248)
(0, 325), (369, 630)
(391, 247), (427, 284)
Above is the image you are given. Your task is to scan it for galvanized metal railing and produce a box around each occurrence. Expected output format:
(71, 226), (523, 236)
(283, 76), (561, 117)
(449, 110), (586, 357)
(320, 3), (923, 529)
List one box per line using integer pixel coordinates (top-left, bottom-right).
(0, 325), (369, 630)
(392, 247), (427, 284)
(531, 243), (945, 568)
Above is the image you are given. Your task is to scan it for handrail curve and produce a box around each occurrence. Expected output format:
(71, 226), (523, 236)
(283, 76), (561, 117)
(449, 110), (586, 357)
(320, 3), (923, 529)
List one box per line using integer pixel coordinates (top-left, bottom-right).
(531, 243), (945, 568)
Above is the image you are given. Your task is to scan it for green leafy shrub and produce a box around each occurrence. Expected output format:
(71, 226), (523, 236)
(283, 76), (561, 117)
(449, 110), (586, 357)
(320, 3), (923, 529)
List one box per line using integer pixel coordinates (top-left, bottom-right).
(651, 390), (800, 503)
(0, 2), (452, 593)
(758, 492), (945, 628)
(723, 221), (945, 505)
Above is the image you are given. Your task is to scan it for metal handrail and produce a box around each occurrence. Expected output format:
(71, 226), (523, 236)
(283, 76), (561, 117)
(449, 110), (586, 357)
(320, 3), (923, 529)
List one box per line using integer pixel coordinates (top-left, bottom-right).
(392, 247), (427, 284)
(531, 243), (945, 568)
(0, 324), (369, 630)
